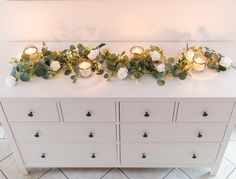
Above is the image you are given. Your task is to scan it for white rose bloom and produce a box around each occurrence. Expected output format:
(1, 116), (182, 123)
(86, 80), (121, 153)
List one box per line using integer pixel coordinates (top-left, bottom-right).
(150, 51), (161, 62)
(117, 67), (128, 80)
(5, 75), (17, 87)
(186, 50), (195, 62)
(219, 56), (232, 68)
(156, 63), (166, 73)
(87, 49), (99, 60)
(50, 61), (61, 72)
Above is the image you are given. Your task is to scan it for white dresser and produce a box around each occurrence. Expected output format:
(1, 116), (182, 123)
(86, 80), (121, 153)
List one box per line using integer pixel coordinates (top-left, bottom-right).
(0, 42), (236, 176)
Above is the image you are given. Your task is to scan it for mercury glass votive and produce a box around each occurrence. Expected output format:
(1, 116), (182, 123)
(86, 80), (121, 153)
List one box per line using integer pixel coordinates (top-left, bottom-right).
(23, 46), (38, 56)
(78, 60), (92, 78)
(192, 56), (206, 72)
(130, 46), (144, 56)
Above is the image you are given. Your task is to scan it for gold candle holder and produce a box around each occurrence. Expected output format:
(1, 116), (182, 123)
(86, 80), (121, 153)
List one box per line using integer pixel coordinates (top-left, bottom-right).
(78, 60), (92, 78)
(192, 56), (206, 72)
(23, 46), (38, 56)
(130, 46), (144, 56)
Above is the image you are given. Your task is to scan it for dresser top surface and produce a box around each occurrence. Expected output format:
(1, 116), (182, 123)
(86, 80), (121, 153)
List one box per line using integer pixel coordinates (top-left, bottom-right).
(1, 42), (236, 99)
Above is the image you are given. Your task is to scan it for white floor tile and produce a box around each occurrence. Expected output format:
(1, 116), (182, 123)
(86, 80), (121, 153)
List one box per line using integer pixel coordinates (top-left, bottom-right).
(0, 127), (5, 139)
(231, 126), (236, 141)
(39, 168), (67, 179)
(0, 141), (11, 161)
(102, 169), (128, 179)
(181, 158), (236, 179)
(61, 168), (110, 179)
(225, 141), (236, 165)
(0, 170), (6, 179)
(122, 168), (173, 179)
(164, 168), (189, 179)
(0, 155), (46, 179)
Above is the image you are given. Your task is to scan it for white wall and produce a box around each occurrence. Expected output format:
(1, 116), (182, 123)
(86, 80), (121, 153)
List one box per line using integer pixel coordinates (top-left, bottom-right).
(0, 0), (236, 42)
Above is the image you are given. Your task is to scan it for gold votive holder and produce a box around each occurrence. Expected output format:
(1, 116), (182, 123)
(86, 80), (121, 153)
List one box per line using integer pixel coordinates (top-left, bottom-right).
(130, 46), (144, 57)
(192, 56), (206, 72)
(23, 46), (38, 56)
(78, 60), (92, 78)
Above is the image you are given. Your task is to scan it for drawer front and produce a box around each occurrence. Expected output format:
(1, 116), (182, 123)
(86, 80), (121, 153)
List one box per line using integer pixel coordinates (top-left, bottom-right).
(120, 102), (175, 123)
(18, 143), (117, 165)
(121, 124), (226, 142)
(177, 102), (234, 123)
(61, 102), (116, 122)
(1, 102), (60, 123)
(121, 143), (220, 165)
(11, 124), (116, 142)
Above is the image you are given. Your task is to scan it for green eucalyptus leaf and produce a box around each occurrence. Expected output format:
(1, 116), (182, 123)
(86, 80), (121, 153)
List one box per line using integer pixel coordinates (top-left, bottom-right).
(20, 72), (30, 82)
(34, 62), (48, 77)
(70, 45), (76, 51)
(178, 72), (188, 80)
(11, 66), (17, 77)
(157, 79), (165, 86)
(64, 69), (72, 75)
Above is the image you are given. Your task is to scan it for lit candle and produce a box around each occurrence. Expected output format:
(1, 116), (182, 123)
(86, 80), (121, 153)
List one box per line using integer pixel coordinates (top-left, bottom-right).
(130, 46), (144, 56)
(78, 60), (92, 78)
(192, 56), (206, 72)
(23, 46), (38, 56)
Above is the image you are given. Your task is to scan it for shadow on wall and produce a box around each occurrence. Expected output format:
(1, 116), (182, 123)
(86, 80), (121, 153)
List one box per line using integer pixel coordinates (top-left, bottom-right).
(52, 25), (228, 42)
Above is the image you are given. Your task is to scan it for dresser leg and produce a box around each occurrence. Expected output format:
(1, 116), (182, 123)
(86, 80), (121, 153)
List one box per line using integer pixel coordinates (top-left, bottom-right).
(210, 166), (219, 176)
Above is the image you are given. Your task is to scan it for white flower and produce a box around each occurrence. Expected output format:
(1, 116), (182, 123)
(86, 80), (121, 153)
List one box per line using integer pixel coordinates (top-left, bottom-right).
(87, 49), (99, 60)
(5, 75), (17, 87)
(150, 51), (161, 61)
(156, 63), (166, 73)
(117, 67), (128, 80)
(50, 61), (61, 72)
(219, 56), (232, 68)
(186, 50), (195, 62)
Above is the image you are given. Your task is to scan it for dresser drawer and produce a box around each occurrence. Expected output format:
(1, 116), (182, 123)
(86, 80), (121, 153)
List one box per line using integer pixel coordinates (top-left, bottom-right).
(120, 124), (226, 142)
(1, 101), (60, 123)
(18, 142), (117, 165)
(61, 101), (116, 122)
(10, 124), (116, 142)
(121, 143), (220, 166)
(120, 102), (175, 123)
(177, 102), (234, 123)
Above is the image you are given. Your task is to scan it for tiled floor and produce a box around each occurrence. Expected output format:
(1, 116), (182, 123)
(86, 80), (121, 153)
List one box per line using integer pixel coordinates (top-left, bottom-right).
(0, 127), (236, 179)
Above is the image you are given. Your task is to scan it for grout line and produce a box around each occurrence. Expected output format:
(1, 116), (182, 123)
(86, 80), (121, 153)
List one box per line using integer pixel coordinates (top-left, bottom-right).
(119, 168), (131, 179)
(100, 168), (113, 179)
(58, 168), (69, 179)
(0, 169), (7, 179)
(226, 167), (236, 179)
(224, 157), (236, 166)
(178, 168), (192, 179)
(162, 168), (175, 179)
(38, 168), (52, 179)
(0, 153), (13, 163)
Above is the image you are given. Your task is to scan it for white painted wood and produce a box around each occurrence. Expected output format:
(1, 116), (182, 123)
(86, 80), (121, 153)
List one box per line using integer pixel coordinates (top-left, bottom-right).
(61, 101), (116, 123)
(10, 124), (116, 142)
(120, 123), (227, 142)
(120, 102), (175, 123)
(121, 143), (220, 166)
(177, 101), (234, 123)
(17, 142), (117, 165)
(1, 101), (60, 123)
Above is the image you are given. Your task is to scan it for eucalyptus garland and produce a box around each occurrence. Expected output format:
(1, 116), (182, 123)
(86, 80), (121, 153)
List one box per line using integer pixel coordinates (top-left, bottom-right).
(5, 42), (235, 87)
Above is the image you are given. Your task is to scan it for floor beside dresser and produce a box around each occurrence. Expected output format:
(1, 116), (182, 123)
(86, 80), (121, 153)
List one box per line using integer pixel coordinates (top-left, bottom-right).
(0, 127), (236, 179)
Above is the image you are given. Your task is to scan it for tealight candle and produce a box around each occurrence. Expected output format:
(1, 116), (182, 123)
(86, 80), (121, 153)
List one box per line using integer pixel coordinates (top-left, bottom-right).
(192, 56), (206, 72)
(23, 46), (38, 56)
(78, 60), (92, 78)
(130, 46), (144, 56)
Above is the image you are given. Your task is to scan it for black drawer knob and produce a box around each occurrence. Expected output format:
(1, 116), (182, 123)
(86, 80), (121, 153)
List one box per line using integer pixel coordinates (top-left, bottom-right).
(197, 132), (203, 138)
(34, 132), (40, 138)
(28, 111), (34, 117)
(142, 153), (146, 159)
(86, 111), (92, 117)
(41, 153), (46, 159)
(91, 153), (96, 158)
(144, 112), (150, 117)
(192, 154), (197, 159)
(202, 111), (208, 117)
(89, 132), (94, 138)
(143, 132), (148, 138)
